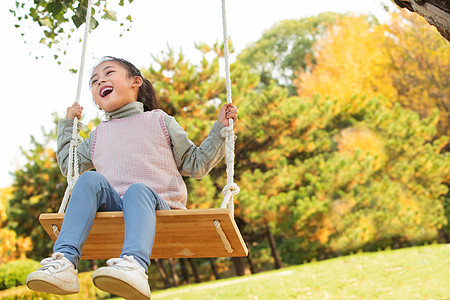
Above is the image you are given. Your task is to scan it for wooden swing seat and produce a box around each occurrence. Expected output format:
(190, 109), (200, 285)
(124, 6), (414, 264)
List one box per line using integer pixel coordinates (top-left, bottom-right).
(39, 208), (248, 260)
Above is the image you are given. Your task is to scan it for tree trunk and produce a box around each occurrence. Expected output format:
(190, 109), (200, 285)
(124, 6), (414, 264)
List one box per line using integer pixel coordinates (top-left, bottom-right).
(245, 241), (256, 274)
(438, 228), (450, 243)
(266, 225), (282, 269)
(209, 258), (220, 280)
(394, 0), (450, 42)
(168, 258), (179, 287)
(179, 258), (190, 284)
(231, 257), (251, 276)
(91, 260), (98, 271)
(154, 259), (171, 288)
(188, 258), (201, 283)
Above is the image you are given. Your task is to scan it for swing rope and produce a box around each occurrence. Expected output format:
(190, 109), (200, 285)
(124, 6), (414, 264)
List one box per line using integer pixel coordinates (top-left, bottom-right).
(53, 0), (240, 255)
(53, 0), (93, 236)
(214, 0), (239, 253)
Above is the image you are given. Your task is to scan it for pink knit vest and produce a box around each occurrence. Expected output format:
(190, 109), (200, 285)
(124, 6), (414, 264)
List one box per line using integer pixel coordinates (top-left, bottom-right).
(91, 109), (187, 209)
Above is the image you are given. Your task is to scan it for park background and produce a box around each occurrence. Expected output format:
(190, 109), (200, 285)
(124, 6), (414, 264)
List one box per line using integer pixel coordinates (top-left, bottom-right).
(0, 0), (449, 299)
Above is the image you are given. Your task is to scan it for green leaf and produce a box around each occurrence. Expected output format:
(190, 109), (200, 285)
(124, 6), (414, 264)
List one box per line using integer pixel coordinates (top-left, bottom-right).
(89, 17), (99, 31)
(46, 2), (63, 16)
(72, 14), (84, 28)
(103, 9), (117, 21)
(40, 18), (53, 28)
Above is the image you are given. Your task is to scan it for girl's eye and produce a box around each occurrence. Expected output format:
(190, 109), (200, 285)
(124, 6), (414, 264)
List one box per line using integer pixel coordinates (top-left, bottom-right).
(91, 79), (97, 86)
(106, 71), (114, 75)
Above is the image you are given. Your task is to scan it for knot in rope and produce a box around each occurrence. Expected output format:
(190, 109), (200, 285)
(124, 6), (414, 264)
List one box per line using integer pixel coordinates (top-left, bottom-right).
(70, 118), (83, 144)
(66, 174), (77, 190)
(222, 182), (240, 197)
(220, 125), (235, 139)
(69, 137), (82, 148)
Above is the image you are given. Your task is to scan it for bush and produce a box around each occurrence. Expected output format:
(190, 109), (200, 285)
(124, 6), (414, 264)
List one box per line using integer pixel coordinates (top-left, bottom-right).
(0, 260), (40, 290)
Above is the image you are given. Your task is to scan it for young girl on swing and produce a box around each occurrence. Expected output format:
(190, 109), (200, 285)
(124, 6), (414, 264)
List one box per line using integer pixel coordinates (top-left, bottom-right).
(26, 56), (238, 300)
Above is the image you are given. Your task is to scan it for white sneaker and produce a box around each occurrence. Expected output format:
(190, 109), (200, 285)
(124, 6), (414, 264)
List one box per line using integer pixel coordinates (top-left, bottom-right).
(26, 252), (79, 295)
(92, 255), (151, 300)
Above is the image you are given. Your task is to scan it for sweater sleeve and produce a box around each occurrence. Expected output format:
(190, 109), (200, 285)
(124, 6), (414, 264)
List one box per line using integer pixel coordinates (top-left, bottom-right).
(56, 119), (94, 177)
(164, 115), (226, 178)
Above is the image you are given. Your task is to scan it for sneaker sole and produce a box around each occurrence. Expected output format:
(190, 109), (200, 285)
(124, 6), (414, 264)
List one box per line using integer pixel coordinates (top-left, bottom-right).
(27, 274), (79, 295)
(93, 270), (150, 300)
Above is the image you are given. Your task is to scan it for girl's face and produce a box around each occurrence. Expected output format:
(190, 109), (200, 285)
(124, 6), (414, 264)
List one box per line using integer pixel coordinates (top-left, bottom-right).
(90, 61), (142, 112)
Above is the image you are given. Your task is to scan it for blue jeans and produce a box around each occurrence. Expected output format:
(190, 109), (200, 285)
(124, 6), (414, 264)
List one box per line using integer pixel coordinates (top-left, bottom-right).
(53, 171), (170, 270)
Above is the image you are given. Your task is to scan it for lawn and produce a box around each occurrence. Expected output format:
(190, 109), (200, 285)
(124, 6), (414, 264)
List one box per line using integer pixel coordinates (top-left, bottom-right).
(139, 244), (450, 300)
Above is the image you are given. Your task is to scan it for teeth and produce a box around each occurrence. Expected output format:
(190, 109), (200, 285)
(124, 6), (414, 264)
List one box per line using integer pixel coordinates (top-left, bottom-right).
(101, 87), (113, 97)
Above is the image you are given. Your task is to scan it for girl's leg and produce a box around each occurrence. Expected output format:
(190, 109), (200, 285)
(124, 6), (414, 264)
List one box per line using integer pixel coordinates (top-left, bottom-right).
(121, 183), (170, 269)
(54, 171), (122, 267)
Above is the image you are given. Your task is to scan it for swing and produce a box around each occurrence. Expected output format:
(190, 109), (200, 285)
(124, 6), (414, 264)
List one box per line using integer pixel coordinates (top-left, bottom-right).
(39, 0), (248, 259)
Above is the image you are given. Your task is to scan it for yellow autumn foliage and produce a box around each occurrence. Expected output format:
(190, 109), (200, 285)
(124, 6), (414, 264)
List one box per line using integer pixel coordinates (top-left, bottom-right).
(0, 188), (32, 263)
(297, 15), (397, 107)
(335, 127), (386, 169)
(296, 11), (450, 136)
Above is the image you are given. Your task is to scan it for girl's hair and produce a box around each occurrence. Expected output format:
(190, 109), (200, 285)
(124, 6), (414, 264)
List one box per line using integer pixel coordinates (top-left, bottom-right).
(96, 56), (159, 111)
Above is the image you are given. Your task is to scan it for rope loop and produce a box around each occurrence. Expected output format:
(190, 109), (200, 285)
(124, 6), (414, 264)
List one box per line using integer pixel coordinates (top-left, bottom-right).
(220, 124), (236, 139)
(222, 182), (240, 197)
(69, 138), (82, 147)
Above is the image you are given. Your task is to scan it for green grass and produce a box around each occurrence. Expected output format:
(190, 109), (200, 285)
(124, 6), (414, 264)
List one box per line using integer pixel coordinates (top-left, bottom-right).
(143, 244), (450, 300)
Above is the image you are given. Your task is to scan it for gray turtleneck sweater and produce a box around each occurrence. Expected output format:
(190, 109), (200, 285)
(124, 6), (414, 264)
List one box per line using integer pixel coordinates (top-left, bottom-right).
(57, 102), (226, 179)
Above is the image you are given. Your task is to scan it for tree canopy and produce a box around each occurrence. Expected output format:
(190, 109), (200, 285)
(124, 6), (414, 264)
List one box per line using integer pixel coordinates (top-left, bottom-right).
(10, 0), (133, 63)
(237, 12), (339, 95)
(297, 11), (450, 139)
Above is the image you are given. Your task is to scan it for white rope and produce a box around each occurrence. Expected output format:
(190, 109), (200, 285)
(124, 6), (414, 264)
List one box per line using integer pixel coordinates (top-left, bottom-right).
(214, 0), (239, 254)
(53, 0), (92, 236)
(220, 0), (238, 213)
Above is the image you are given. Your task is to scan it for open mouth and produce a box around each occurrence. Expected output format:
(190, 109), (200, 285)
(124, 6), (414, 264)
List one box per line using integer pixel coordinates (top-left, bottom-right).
(100, 86), (113, 98)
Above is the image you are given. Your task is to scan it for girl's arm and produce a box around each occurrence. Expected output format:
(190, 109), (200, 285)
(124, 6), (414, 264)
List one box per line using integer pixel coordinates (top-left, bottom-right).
(165, 104), (238, 179)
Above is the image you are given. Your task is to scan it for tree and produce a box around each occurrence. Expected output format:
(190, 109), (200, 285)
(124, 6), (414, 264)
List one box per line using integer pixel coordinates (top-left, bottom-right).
(0, 187), (32, 263)
(296, 12), (450, 139)
(293, 12), (450, 245)
(10, 0), (133, 64)
(240, 93), (448, 262)
(383, 10), (450, 138)
(237, 12), (339, 95)
(296, 15), (396, 108)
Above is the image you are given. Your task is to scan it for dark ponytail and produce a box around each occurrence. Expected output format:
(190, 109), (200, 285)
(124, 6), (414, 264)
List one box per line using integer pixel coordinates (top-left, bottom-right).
(99, 56), (159, 111)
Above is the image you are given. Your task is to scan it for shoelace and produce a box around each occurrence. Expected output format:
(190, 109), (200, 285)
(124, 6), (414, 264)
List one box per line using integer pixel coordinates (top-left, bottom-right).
(39, 252), (66, 273)
(106, 255), (141, 271)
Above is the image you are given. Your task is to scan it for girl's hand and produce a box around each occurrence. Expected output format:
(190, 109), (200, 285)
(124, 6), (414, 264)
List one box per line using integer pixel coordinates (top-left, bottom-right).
(65, 102), (83, 120)
(218, 103), (238, 127)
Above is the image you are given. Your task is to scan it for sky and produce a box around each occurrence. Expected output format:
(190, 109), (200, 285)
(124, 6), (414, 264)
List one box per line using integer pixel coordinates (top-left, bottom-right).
(0, 0), (396, 188)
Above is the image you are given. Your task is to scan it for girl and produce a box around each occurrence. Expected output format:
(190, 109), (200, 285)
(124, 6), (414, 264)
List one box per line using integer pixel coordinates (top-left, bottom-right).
(26, 56), (238, 300)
